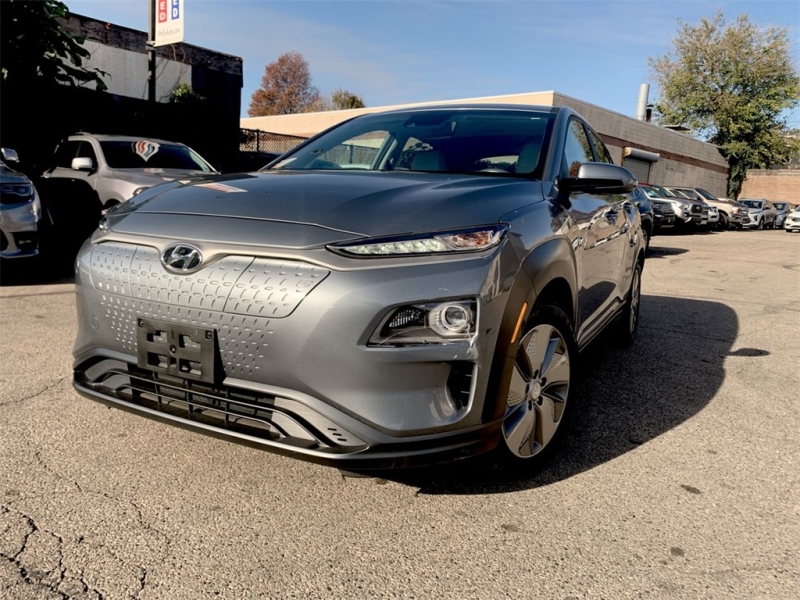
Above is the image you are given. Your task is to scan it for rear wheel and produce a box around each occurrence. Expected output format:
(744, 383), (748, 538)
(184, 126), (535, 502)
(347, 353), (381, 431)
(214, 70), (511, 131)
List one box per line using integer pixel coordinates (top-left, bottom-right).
(499, 306), (577, 466)
(615, 259), (642, 346)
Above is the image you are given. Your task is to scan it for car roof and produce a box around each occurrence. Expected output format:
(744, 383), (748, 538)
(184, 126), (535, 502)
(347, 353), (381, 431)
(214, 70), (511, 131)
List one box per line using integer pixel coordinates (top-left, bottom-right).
(353, 103), (562, 116)
(69, 133), (187, 146)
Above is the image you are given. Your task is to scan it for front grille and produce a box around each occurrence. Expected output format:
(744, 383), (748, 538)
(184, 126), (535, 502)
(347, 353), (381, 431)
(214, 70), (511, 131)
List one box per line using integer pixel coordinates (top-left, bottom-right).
(90, 242), (330, 318)
(76, 358), (367, 453)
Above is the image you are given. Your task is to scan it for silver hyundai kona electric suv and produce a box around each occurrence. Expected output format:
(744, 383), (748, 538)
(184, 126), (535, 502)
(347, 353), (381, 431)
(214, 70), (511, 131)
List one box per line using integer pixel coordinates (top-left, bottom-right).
(73, 105), (644, 469)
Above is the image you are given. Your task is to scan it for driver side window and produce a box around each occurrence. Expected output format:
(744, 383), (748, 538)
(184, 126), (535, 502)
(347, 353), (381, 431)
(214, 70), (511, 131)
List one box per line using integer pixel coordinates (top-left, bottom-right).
(562, 120), (594, 178)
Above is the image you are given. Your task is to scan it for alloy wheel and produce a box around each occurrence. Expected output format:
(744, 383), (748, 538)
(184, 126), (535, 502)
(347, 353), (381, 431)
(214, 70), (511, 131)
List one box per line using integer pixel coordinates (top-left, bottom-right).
(503, 324), (571, 459)
(629, 266), (641, 335)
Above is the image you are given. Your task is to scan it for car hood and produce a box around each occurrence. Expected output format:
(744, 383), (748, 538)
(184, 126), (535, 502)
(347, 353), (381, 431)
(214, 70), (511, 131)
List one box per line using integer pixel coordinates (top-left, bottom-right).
(0, 164), (32, 185)
(108, 168), (214, 186)
(108, 171), (545, 247)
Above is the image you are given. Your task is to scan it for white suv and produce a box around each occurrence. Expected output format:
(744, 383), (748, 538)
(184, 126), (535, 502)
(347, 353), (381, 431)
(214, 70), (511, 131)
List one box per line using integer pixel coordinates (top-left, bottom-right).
(41, 133), (217, 209)
(739, 199), (778, 230)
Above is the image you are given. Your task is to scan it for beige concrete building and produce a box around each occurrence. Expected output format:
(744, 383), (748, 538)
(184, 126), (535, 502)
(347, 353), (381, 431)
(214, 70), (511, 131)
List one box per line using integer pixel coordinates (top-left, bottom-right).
(242, 91), (730, 198)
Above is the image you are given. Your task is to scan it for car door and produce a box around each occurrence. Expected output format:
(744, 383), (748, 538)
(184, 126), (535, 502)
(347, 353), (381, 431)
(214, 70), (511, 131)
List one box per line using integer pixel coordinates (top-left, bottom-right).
(563, 119), (627, 338)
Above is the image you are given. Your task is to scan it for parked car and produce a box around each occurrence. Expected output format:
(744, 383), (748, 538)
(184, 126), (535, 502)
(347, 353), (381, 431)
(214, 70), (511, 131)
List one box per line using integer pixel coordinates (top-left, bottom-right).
(636, 186), (676, 232)
(650, 198), (676, 233)
(41, 133), (217, 210)
(0, 148), (41, 259)
(669, 186), (743, 230)
(73, 105), (645, 470)
(647, 186), (707, 228)
(739, 198), (778, 229)
(774, 202), (796, 228)
(692, 187), (745, 230)
(666, 187), (709, 228)
(783, 206), (800, 233)
(630, 186), (654, 251)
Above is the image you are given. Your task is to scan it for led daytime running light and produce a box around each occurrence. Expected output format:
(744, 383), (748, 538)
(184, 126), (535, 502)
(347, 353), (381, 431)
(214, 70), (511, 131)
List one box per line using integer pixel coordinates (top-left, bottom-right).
(332, 225), (507, 257)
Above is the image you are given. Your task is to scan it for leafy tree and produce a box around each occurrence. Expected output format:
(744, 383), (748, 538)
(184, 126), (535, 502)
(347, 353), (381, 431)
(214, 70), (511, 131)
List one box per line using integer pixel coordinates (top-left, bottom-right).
(248, 51), (320, 116)
(0, 0), (107, 90)
(331, 88), (365, 110)
(649, 10), (800, 198)
(170, 82), (206, 106)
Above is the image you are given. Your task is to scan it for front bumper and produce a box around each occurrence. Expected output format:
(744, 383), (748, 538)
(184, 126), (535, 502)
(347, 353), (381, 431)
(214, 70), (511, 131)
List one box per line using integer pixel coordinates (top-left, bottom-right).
(784, 217), (800, 231)
(741, 213), (763, 228)
(73, 238), (522, 466)
(653, 212), (675, 230)
(0, 201), (39, 258)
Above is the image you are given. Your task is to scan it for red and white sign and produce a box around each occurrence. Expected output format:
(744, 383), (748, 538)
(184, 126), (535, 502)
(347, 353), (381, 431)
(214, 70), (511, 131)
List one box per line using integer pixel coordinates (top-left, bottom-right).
(154, 0), (184, 47)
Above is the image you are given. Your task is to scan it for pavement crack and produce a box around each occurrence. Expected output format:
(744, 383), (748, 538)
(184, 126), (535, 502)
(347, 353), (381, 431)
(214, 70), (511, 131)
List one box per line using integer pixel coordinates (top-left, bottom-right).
(33, 449), (84, 493)
(0, 375), (69, 408)
(135, 566), (148, 599)
(0, 504), (69, 599)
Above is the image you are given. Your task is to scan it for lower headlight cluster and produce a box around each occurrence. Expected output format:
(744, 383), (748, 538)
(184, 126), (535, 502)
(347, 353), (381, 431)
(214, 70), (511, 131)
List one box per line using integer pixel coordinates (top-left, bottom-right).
(370, 299), (477, 346)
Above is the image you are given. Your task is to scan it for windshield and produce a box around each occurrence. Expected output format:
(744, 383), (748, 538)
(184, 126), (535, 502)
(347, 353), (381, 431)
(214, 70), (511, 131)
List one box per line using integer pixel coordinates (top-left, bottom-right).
(268, 109), (556, 177)
(100, 141), (214, 171)
(774, 202), (787, 210)
(648, 184), (677, 197)
(673, 188), (701, 200)
(740, 200), (764, 209)
(641, 186), (663, 199)
(695, 188), (718, 201)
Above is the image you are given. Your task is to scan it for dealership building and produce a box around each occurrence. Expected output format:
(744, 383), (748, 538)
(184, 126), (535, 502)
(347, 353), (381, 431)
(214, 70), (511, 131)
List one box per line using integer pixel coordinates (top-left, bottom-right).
(242, 90), (730, 198)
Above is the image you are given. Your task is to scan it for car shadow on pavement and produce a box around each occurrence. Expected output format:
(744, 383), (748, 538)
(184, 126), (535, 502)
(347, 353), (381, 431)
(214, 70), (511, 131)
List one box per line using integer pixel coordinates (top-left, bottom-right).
(382, 295), (741, 494)
(646, 246), (689, 258)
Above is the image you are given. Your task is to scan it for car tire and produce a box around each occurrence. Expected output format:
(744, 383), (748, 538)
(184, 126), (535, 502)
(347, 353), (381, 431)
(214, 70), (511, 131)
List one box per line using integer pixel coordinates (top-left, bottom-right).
(757, 218), (764, 230)
(719, 213), (729, 230)
(614, 258), (643, 347)
(498, 305), (578, 468)
(642, 227), (651, 255)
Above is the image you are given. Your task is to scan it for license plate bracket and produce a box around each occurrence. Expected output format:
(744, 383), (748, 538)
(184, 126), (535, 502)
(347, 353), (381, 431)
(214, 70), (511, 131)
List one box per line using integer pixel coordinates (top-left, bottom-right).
(136, 318), (218, 383)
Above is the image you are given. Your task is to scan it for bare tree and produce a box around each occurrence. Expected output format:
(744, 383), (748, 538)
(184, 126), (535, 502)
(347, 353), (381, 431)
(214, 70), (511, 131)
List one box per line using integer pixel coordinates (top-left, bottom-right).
(248, 51), (320, 116)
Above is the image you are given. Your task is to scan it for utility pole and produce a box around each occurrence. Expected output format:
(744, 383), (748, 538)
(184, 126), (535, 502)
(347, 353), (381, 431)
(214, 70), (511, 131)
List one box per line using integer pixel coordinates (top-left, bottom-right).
(147, 0), (156, 102)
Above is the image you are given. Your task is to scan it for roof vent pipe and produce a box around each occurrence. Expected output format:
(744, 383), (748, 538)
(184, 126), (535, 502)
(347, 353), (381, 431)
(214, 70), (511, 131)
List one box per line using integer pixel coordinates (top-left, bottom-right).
(636, 83), (650, 121)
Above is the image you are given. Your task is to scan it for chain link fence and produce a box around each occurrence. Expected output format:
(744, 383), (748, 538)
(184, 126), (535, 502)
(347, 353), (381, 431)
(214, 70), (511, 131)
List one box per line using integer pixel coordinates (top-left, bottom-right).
(239, 128), (307, 154)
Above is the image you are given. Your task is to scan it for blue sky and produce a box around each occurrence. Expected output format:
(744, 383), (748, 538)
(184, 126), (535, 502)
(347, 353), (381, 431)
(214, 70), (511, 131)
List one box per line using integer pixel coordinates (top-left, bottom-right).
(67, 0), (800, 123)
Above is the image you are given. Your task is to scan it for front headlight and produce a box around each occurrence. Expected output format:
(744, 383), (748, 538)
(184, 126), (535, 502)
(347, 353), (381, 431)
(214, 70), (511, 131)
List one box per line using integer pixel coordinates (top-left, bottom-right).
(370, 299), (478, 346)
(328, 225), (508, 257)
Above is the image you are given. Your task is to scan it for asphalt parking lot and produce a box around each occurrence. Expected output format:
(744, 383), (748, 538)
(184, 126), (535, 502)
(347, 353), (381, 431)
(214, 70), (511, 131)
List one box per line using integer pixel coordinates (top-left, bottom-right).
(1, 229), (798, 599)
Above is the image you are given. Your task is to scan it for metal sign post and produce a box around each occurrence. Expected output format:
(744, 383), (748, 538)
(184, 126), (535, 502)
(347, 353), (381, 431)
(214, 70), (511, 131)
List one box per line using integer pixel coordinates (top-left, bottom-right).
(147, 0), (185, 103)
(147, 0), (156, 102)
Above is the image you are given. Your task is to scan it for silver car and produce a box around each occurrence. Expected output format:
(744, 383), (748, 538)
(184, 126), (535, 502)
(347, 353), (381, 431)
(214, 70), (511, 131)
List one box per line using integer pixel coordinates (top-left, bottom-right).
(73, 105), (644, 469)
(739, 198), (778, 229)
(0, 148), (41, 259)
(41, 133), (217, 209)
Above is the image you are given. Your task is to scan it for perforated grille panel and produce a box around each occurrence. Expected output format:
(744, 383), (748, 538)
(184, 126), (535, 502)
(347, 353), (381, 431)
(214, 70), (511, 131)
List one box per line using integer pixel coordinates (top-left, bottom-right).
(90, 243), (329, 318)
(89, 242), (331, 377)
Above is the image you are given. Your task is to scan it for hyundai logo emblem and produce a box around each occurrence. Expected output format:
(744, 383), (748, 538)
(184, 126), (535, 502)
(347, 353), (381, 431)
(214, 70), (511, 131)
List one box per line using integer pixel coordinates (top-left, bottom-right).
(161, 243), (203, 274)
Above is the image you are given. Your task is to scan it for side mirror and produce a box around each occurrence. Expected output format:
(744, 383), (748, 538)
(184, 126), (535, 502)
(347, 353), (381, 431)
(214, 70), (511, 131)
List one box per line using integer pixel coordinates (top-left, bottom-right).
(72, 157), (94, 171)
(1, 148), (20, 163)
(561, 163), (637, 195)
